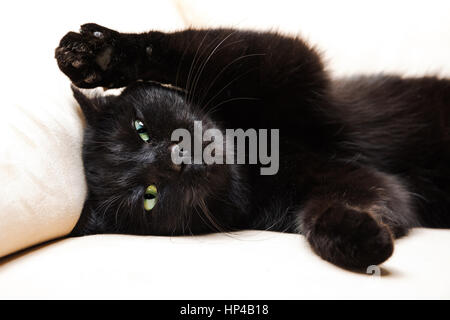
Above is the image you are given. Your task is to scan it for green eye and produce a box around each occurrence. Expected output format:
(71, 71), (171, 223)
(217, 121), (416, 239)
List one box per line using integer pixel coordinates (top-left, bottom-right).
(144, 184), (157, 211)
(134, 119), (150, 142)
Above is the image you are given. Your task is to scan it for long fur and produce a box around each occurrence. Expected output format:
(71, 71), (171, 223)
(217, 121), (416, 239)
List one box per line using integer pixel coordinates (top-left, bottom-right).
(55, 24), (450, 269)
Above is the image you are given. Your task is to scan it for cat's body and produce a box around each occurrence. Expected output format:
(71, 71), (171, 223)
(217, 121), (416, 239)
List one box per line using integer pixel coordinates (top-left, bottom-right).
(55, 24), (450, 269)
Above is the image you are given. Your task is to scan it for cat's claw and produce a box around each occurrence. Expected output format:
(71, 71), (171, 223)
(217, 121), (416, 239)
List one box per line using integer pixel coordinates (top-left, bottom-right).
(55, 24), (118, 88)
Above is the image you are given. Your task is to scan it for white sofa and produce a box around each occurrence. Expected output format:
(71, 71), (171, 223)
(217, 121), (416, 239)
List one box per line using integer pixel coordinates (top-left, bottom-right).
(1, 0), (450, 299)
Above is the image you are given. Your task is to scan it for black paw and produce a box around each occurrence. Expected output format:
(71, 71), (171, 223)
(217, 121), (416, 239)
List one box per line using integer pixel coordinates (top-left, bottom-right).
(55, 23), (119, 88)
(306, 206), (394, 270)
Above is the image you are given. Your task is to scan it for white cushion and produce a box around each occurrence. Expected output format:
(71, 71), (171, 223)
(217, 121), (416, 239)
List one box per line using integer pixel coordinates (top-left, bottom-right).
(0, 0), (185, 258)
(1, 229), (449, 299)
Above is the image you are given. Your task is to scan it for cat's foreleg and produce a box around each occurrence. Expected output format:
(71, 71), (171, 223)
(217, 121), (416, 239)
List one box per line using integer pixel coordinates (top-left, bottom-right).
(55, 24), (152, 88)
(55, 24), (325, 109)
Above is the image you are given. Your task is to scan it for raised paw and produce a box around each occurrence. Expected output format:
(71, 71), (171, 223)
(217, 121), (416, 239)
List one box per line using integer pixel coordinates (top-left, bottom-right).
(305, 206), (394, 270)
(55, 23), (120, 88)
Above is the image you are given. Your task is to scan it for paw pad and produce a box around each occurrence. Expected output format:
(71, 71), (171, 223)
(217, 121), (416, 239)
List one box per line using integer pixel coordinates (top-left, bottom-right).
(71, 60), (83, 68)
(93, 31), (104, 39)
(84, 73), (100, 84)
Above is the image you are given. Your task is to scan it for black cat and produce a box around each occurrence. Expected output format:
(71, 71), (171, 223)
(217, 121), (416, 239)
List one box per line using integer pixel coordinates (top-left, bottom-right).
(55, 23), (450, 270)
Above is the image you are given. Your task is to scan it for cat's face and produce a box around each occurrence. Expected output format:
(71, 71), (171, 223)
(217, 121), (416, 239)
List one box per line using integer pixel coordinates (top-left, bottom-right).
(72, 83), (248, 236)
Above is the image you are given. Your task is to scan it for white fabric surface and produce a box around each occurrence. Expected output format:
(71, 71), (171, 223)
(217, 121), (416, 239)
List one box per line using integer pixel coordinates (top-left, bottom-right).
(1, 0), (450, 299)
(1, 229), (449, 299)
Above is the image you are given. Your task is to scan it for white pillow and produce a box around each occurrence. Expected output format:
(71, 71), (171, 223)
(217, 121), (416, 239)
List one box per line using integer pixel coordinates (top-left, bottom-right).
(0, 0), (185, 258)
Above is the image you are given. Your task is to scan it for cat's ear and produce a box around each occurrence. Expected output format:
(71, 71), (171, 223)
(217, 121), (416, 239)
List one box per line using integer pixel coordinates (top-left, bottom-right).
(71, 85), (108, 123)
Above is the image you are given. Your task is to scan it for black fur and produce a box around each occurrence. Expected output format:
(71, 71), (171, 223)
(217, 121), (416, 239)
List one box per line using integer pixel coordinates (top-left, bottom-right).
(55, 24), (450, 270)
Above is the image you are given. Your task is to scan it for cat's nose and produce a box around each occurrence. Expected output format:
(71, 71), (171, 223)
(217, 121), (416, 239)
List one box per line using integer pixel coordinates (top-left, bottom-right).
(169, 144), (188, 172)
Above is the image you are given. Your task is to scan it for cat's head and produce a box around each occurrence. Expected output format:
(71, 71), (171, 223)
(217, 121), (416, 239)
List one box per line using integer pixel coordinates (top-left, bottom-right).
(72, 82), (249, 236)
